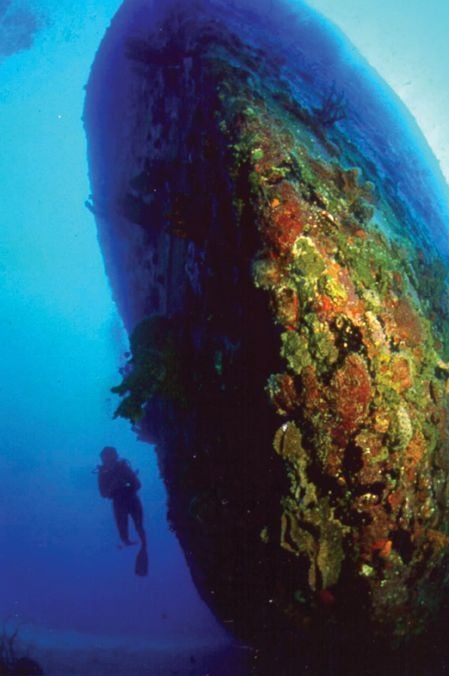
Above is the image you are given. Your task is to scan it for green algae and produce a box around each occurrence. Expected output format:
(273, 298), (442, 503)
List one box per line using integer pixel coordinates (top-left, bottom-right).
(291, 236), (325, 278)
(305, 314), (339, 369)
(280, 331), (311, 375)
(274, 422), (347, 591)
(111, 316), (186, 423)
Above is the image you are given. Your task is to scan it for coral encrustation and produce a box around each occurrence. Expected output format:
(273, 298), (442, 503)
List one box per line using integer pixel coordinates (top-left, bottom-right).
(227, 82), (449, 637)
(92, 6), (449, 647)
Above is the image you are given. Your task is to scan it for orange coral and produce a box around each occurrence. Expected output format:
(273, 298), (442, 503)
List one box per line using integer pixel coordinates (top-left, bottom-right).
(404, 430), (427, 482)
(264, 183), (304, 255)
(269, 373), (299, 416)
(330, 354), (372, 445)
(389, 297), (424, 348)
(371, 538), (392, 556)
(390, 355), (413, 393)
(387, 490), (405, 514)
(300, 365), (325, 414)
(315, 294), (333, 314)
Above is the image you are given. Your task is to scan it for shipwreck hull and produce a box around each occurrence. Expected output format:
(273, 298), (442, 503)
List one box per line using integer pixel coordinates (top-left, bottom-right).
(85, 0), (449, 669)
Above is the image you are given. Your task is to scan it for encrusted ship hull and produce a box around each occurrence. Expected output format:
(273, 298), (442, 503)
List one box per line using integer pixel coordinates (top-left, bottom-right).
(85, 0), (449, 669)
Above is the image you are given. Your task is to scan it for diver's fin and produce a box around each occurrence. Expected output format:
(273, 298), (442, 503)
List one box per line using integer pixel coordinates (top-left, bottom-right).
(135, 545), (149, 576)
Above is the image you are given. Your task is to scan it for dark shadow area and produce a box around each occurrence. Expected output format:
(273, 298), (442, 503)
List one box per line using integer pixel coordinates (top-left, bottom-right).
(0, 627), (43, 676)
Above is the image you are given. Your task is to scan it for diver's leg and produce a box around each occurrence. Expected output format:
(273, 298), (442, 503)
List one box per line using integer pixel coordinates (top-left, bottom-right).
(113, 498), (131, 544)
(130, 495), (147, 546)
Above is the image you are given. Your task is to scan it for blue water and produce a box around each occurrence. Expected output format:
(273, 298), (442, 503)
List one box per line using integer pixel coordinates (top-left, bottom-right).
(1, 0), (448, 673)
(0, 1), (235, 673)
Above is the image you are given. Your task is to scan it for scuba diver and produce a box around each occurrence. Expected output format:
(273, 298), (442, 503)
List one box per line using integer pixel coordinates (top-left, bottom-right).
(97, 446), (148, 575)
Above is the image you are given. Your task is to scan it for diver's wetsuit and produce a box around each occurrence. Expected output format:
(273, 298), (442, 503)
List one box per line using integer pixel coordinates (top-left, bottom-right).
(98, 459), (146, 545)
(112, 486), (146, 545)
